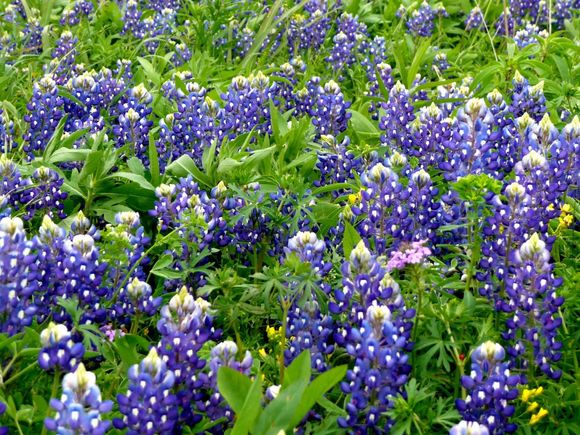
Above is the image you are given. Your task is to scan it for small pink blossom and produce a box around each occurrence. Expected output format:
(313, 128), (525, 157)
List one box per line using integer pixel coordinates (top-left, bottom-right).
(386, 240), (432, 271)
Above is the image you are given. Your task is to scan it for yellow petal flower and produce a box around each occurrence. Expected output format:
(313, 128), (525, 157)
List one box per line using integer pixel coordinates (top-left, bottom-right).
(258, 348), (267, 358)
(527, 401), (539, 413)
(530, 408), (548, 425)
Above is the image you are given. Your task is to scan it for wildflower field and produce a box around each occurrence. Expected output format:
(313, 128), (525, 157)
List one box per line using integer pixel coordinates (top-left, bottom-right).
(0, 0), (579, 433)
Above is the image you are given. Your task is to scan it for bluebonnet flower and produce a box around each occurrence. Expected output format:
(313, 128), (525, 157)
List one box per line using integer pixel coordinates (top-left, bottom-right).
(156, 286), (219, 426)
(485, 89), (515, 176)
(0, 109), (14, 153)
(23, 75), (65, 156)
(433, 52), (450, 73)
(45, 363), (113, 434)
(366, 62), (394, 120)
(0, 216), (37, 335)
(23, 166), (68, 220)
(310, 79), (352, 136)
(113, 83), (154, 163)
(0, 401), (7, 434)
(407, 2), (436, 37)
(48, 31), (78, 84)
(408, 103), (451, 169)
(38, 322), (85, 372)
(34, 224), (109, 325)
(60, 1), (94, 26)
(510, 72), (546, 121)
(283, 232), (335, 370)
(496, 11), (516, 36)
(508, 0), (549, 25)
(286, 299), (335, 372)
(173, 42), (192, 66)
(232, 24), (254, 60)
(501, 234), (564, 380)
(122, 0), (146, 39)
(437, 78), (473, 118)
(143, 7), (178, 54)
(220, 72), (276, 138)
(284, 231), (328, 273)
(353, 164), (440, 253)
(332, 242), (414, 431)
(114, 347), (179, 434)
(514, 23), (549, 48)
(442, 98), (497, 180)
(117, 277), (162, 323)
(477, 176), (556, 304)
(314, 135), (361, 189)
(379, 81), (415, 152)
(450, 420), (490, 435)
(220, 182), (271, 258)
(465, 6), (485, 30)
(554, 0), (577, 28)
(200, 341), (253, 427)
(150, 177), (229, 251)
(288, 6), (330, 56)
(156, 82), (218, 168)
(456, 341), (522, 433)
(70, 211), (99, 239)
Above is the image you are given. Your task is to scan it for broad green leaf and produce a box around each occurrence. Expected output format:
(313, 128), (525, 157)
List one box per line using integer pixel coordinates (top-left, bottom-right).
(107, 172), (155, 191)
(283, 349), (311, 388)
(231, 374), (263, 435)
(289, 365), (347, 428)
(342, 221), (361, 259)
(217, 367), (253, 414)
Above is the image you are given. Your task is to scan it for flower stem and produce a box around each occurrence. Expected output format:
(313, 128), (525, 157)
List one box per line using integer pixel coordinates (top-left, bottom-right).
(279, 300), (289, 384)
(41, 369), (60, 435)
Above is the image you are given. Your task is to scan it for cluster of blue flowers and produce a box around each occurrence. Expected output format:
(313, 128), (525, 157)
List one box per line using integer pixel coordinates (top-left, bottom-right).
(0, 0), (576, 434)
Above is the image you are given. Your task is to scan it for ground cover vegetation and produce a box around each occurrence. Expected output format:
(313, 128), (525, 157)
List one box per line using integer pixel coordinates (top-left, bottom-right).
(0, 0), (578, 433)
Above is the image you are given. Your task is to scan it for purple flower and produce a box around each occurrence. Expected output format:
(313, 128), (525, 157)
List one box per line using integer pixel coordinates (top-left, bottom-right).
(386, 239), (432, 271)
(45, 364), (112, 434)
(38, 322), (85, 372)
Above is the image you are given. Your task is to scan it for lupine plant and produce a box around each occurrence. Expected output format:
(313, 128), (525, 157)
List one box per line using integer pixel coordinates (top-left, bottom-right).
(0, 0), (577, 434)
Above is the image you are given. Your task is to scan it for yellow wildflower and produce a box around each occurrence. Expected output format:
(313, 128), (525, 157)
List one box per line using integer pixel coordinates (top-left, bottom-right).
(527, 401), (539, 413)
(521, 386), (543, 402)
(530, 408), (548, 425)
(348, 191), (362, 205)
(266, 326), (282, 342)
(559, 214), (573, 227)
(546, 204), (555, 212)
(258, 348), (267, 358)
(561, 204), (571, 214)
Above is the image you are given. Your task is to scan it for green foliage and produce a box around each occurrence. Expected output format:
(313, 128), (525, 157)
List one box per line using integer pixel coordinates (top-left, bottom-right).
(218, 350), (347, 435)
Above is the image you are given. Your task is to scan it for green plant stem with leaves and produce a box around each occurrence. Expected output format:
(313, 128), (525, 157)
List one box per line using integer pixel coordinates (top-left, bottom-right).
(411, 264), (426, 378)
(40, 369), (60, 435)
(279, 299), (290, 385)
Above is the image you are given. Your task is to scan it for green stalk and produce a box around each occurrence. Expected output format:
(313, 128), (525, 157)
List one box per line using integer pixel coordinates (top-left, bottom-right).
(411, 265), (425, 378)
(41, 369), (60, 435)
(279, 300), (290, 384)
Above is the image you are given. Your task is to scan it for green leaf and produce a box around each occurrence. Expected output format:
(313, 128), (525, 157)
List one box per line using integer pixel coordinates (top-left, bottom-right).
(217, 367), (253, 414)
(106, 172), (155, 191)
(254, 377), (308, 435)
(407, 39), (431, 88)
(348, 109), (380, 141)
(137, 57), (162, 87)
(342, 221), (361, 258)
(231, 374), (263, 435)
(166, 154), (213, 188)
(283, 349), (311, 389)
(289, 365), (347, 428)
(48, 148), (91, 164)
(148, 131), (161, 186)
